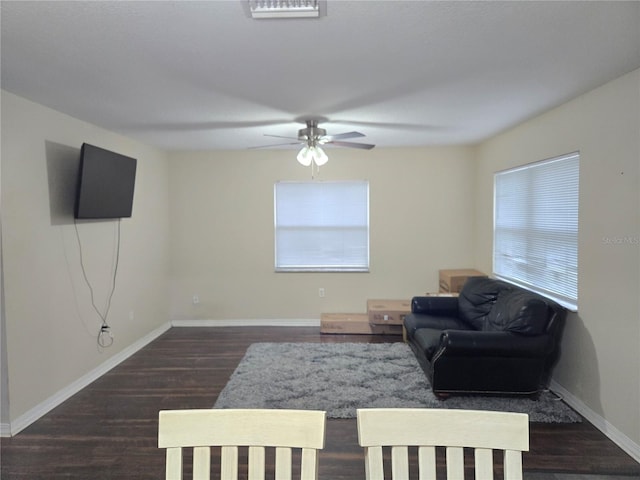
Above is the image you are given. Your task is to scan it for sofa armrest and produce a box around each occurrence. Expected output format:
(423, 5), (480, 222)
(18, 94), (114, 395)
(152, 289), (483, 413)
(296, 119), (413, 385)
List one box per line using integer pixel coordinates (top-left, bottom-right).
(438, 330), (550, 357)
(411, 296), (459, 316)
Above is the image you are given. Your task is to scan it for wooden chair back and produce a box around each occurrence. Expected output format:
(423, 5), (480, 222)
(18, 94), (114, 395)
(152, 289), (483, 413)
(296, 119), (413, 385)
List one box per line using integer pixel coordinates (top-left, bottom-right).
(357, 408), (529, 480)
(158, 408), (326, 480)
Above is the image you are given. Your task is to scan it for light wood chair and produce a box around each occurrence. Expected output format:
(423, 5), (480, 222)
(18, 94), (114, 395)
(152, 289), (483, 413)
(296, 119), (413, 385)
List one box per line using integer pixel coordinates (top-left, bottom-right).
(158, 408), (326, 480)
(357, 408), (529, 480)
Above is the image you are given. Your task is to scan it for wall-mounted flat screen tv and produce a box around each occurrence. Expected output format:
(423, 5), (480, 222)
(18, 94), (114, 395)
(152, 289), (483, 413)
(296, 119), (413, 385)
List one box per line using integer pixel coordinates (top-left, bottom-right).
(74, 143), (137, 219)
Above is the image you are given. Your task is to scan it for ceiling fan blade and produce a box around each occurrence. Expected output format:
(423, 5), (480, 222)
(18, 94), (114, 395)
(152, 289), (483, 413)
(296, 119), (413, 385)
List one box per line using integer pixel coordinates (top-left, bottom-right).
(323, 131), (365, 141)
(328, 140), (375, 150)
(329, 119), (445, 131)
(264, 134), (301, 141)
(248, 141), (302, 149)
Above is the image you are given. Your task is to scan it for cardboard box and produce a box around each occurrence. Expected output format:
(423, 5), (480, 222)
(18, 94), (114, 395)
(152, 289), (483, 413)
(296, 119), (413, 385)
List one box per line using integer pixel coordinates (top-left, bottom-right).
(320, 313), (372, 334)
(367, 299), (411, 325)
(439, 269), (486, 293)
(370, 324), (403, 335)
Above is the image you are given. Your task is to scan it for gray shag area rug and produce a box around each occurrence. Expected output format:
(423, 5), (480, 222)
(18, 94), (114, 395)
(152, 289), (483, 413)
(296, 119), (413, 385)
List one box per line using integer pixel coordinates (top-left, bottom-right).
(213, 342), (581, 423)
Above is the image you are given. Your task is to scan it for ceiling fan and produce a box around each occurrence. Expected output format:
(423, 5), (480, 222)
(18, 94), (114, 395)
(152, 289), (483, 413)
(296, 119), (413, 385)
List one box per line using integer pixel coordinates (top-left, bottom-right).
(251, 119), (375, 168)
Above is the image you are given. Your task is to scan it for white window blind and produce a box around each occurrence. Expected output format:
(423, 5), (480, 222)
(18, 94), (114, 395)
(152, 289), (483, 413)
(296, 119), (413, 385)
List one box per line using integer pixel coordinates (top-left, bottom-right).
(493, 152), (579, 310)
(275, 181), (369, 272)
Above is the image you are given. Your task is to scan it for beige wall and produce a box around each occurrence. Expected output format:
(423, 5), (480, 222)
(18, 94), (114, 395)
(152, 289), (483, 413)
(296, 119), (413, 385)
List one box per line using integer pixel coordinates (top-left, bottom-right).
(168, 146), (476, 320)
(1, 91), (171, 423)
(475, 69), (640, 448)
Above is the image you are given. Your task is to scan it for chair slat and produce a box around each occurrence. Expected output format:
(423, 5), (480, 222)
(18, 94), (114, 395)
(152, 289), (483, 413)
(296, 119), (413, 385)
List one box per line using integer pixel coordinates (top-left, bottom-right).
(474, 447), (494, 480)
(504, 449), (523, 480)
(446, 446), (464, 480)
(417, 445), (436, 480)
(391, 446), (409, 479)
(248, 445), (265, 480)
(300, 448), (319, 480)
(220, 446), (238, 480)
(364, 445), (384, 480)
(193, 446), (211, 480)
(275, 447), (292, 480)
(165, 447), (183, 480)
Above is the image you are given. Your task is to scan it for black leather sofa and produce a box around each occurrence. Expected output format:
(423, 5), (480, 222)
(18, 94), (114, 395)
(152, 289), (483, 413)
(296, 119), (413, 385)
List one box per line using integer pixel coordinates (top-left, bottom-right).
(403, 277), (566, 397)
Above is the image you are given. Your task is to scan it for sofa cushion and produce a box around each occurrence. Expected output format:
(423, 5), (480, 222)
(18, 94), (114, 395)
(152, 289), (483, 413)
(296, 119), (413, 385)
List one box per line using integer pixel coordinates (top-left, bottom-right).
(404, 313), (469, 342)
(485, 290), (550, 335)
(458, 277), (512, 330)
(413, 328), (444, 361)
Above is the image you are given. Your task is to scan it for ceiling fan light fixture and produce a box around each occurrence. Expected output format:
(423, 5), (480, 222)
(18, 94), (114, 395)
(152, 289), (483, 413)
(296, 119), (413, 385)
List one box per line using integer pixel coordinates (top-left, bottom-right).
(296, 144), (328, 168)
(312, 146), (328, 166)
(297, 146), (313, 166)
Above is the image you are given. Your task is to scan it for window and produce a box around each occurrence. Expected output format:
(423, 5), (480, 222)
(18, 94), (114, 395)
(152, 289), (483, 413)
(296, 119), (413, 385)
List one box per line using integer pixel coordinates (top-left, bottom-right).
(493, 152), (579, 310)
(274, 181), (369, 272)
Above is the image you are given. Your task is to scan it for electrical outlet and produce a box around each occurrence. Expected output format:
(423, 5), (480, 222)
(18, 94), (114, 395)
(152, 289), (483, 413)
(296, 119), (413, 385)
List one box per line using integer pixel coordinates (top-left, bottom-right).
(192, 294), (200, 305)
(319, 288), (325, 297)
(129, 310), (134, 321)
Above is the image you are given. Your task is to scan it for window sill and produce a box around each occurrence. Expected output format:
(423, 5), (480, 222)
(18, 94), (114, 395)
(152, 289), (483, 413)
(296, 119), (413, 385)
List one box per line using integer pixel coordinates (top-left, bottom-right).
(275, 268), (370, 273)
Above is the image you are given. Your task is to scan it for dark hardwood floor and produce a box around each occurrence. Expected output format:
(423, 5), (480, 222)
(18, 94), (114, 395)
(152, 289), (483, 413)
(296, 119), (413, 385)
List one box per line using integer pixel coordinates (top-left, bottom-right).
(1, 327), (639, 479)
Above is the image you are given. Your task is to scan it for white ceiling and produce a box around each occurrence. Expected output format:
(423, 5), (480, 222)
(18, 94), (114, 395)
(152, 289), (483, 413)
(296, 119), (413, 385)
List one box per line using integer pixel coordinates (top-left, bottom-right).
(2, 1), (639, 151)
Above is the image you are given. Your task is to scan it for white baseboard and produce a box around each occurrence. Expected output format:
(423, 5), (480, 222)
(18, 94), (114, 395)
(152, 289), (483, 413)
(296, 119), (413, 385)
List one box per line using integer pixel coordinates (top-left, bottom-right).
(550, 379), (640, 463)
(0, 422), (10, 437)
(171, 318), (320, 328)
(7, 322), (172, 437)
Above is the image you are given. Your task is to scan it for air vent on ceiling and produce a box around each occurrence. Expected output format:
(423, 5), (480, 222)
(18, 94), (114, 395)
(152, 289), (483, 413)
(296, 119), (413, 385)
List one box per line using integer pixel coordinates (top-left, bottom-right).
(249, 0), (320, 19)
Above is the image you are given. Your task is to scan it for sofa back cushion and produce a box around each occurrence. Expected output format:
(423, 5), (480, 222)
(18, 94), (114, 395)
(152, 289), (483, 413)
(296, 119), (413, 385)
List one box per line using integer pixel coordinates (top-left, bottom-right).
(458, 277), (512, 330)
(485, 290), (550, 335)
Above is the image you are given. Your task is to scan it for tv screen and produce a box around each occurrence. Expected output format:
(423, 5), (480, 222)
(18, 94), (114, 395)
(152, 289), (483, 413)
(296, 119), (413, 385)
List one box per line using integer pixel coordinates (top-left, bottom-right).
(74, 143), (137, 219)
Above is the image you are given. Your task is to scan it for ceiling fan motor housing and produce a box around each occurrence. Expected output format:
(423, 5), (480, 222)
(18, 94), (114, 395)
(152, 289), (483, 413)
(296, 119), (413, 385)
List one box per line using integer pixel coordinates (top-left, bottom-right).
(298, 120), (326, 145)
